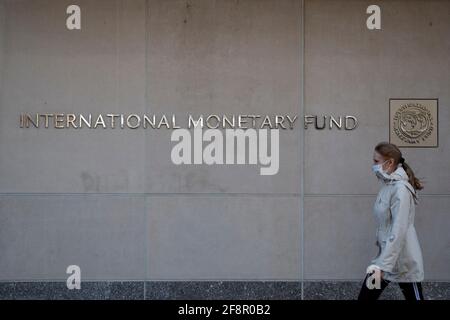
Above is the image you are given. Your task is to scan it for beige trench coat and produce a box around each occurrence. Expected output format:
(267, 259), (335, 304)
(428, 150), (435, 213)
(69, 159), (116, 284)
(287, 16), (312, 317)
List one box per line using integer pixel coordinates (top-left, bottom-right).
(371, 165), (424, 282)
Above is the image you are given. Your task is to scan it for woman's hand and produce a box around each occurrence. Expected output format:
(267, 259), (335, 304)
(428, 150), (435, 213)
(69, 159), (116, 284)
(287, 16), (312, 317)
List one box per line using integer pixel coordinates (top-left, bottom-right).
(366, 264), (385, 282)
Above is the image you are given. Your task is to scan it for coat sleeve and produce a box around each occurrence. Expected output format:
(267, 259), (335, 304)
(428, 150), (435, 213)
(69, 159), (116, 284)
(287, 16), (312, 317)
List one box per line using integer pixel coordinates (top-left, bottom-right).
(374, 184), (411, 273)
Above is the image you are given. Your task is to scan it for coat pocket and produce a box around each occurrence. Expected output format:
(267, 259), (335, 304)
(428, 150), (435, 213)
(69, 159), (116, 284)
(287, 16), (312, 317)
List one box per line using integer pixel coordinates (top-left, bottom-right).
(371, 240), (382, 263)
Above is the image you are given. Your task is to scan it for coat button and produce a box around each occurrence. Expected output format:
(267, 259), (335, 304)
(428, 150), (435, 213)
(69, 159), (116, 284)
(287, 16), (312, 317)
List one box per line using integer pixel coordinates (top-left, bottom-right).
(389, 235), (395, 242)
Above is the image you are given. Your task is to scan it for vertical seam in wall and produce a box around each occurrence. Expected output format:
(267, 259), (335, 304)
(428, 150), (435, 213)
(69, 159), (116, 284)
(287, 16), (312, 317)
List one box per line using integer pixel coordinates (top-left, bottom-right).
(144, 0), (149, 300)
(115, 0), (119, 114)
(0, 1), (5, 96)
(300, 0), (305, 301)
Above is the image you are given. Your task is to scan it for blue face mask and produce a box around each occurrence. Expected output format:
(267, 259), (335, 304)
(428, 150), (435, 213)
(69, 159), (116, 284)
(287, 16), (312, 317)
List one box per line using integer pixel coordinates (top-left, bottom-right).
(372, 160), (390, 179)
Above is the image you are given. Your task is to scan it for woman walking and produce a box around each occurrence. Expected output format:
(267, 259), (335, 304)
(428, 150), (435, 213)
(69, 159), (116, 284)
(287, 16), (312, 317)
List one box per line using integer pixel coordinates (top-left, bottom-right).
(358, 142), (425, 300)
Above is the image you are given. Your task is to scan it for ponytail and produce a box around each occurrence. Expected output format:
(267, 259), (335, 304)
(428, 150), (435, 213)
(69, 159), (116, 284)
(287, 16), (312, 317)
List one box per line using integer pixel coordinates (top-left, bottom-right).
(401, 160), (424, 191)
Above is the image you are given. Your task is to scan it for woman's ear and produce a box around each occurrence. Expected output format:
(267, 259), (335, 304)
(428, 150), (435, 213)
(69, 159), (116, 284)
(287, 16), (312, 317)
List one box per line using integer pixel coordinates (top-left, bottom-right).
(382, 158), (393, 172)
(388, 158), (396, 171)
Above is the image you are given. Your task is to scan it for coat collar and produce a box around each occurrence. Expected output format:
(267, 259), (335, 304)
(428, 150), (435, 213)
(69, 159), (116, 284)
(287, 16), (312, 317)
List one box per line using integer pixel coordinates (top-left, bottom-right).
(380, 164), (419, 204)
(382, 165), (408, 183)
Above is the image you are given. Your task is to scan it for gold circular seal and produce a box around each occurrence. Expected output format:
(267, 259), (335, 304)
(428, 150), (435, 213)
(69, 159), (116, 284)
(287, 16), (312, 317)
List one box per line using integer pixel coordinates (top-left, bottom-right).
(393, 103), (433, 144)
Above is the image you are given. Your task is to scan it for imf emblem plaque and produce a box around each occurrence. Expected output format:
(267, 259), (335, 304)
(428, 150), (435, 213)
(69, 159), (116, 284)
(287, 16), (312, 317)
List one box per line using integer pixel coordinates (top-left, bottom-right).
(389, 99), (438, 148)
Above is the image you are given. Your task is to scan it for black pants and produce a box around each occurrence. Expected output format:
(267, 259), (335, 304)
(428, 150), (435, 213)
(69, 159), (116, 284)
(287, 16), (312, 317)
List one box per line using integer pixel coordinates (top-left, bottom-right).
(358, 272), (424, 300)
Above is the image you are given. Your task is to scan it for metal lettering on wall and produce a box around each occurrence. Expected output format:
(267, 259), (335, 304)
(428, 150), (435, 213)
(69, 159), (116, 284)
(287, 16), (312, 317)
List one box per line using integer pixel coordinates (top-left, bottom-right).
(18, 113), (359, 130)
(390, 99), (438, 148)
